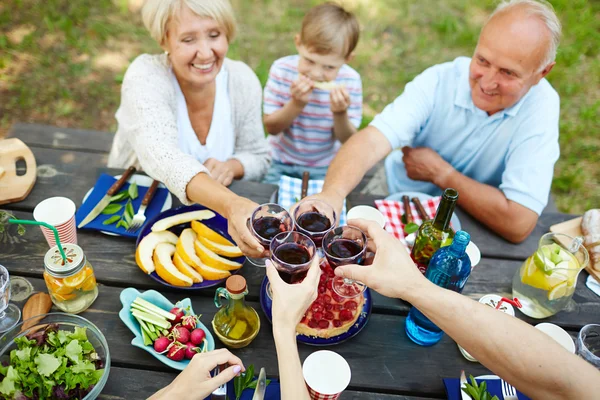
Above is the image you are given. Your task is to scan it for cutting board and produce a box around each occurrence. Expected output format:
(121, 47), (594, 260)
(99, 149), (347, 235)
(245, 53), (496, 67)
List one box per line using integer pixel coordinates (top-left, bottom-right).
(0, 138), (37, 205)
(549, 217), (600, 282)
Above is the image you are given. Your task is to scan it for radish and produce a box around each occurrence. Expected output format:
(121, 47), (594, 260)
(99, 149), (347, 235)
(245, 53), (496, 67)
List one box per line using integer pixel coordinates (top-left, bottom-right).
(153, 336), (172, 353)
(181, 314), (198, 331)
(166, 342), (186, 361)
(190, 328), (206, 345)
(185, 342), (200, 359)
(170, 325), (190, 344)
(170, 307), (185, 324)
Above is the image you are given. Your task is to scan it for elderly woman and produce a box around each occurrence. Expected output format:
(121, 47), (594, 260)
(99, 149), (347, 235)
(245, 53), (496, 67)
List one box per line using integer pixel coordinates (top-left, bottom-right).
(108, 0), (269, 255)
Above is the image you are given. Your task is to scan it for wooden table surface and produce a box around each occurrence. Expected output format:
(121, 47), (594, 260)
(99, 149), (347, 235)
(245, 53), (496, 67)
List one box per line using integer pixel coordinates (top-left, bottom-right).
(2, 123), (596, 399)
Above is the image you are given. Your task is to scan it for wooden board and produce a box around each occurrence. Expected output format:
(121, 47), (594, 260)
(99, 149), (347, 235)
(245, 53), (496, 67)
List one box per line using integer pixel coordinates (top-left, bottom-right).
(550, 217), (600, 283)
(0, 138), (37, 205)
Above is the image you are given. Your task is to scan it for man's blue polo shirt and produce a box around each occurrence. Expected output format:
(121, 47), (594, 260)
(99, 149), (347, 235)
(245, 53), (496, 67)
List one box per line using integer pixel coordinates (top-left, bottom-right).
(371, 57), (560, 215)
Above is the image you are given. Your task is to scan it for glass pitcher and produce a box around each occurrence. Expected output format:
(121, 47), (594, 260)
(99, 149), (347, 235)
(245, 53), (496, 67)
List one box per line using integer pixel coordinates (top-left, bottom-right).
(211, 275), (260, 348)
(512, 233), (589, 319)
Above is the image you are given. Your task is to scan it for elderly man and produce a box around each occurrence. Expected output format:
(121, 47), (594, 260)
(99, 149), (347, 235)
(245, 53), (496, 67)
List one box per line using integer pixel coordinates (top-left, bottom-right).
(308, 0), (561, 243)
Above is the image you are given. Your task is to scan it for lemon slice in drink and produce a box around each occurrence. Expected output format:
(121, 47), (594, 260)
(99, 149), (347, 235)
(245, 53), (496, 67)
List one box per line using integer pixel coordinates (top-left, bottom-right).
(548, 281), (569, 301)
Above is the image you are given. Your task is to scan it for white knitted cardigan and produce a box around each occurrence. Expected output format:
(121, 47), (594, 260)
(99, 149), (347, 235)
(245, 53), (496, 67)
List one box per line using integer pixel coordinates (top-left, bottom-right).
(107, 53), (271, 205)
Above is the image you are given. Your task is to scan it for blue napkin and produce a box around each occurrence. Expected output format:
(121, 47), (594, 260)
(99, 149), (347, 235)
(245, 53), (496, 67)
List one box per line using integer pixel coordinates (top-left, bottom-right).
(75, 173), (169, 237)
(201, 379), (280, 400)
(277, 175), (347, 225)
(444, 378), (530, 400)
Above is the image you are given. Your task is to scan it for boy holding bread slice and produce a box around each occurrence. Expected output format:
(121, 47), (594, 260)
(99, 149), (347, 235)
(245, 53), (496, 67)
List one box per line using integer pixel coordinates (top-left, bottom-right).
(262, 2), (363, 183)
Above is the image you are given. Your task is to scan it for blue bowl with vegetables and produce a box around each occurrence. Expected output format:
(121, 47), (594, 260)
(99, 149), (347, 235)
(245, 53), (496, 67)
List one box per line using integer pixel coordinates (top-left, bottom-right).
(119, 287), (215, 371)
(0, 313), (110, 399)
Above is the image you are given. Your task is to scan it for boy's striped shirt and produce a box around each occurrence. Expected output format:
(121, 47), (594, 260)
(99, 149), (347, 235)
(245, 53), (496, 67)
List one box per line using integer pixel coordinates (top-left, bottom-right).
(263, 55), (363, 167)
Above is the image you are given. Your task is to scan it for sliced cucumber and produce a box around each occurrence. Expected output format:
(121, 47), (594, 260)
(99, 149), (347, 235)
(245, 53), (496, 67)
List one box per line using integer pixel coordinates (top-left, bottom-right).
(133, 298), (176, 321)
(132, 310), (171, 329)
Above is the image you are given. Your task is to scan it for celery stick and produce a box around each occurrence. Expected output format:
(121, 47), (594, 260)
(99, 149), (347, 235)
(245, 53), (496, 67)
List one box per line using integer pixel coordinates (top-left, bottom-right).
(132, 310), (170, 329)
(131, 303), (169, 321)
(141, 327), (152, 346)
(133, 298), (176, 320)
(146, 322), (156, 333)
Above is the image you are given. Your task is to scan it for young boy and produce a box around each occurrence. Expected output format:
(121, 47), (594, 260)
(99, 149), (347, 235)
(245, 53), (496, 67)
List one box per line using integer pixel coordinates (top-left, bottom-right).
(262, 2), (363, 183)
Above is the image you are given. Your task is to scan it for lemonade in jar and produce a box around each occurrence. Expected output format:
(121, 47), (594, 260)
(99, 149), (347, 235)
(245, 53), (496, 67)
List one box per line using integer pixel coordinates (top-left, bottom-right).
(43, 244), (98, 314)
(512, 233), (588, 319)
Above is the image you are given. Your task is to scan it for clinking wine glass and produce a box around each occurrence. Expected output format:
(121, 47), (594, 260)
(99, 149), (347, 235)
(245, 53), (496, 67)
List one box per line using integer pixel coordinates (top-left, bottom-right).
(266, 231), (316, 300)
(293, 199), (337, 257)
(247, 203), (295, 267)
(0, 264), (22, 333)
(323, 226), (368, 298)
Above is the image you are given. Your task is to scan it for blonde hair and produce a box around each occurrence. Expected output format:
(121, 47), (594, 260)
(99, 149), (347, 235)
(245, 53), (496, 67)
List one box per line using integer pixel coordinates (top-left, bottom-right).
(142, 0), (237, 45)
(488, 0), (561, 70)
(299, 2), (360, 59)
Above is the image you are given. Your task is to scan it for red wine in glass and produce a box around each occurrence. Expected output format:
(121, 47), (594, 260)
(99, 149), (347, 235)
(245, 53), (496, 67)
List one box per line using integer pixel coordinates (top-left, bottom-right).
(326, 239), (364, 269)
(253, 216), (285, 244)
(296, 211), (332, 247)
(273, 243), (311, 283)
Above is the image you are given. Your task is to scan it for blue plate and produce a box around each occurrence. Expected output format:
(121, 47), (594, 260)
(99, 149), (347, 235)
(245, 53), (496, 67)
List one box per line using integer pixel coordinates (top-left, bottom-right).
(136, 204), (245, 290)
(386, 191), (461, 231)
(259, 277), (372, 346)
(119, 287), (215, 371)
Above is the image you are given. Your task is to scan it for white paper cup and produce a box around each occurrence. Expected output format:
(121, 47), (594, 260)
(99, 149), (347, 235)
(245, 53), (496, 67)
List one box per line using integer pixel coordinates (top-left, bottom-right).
(33, 197), (77, 247)
(535, 323), (576, 354)
(346, 206), (385, 228)
(466, 241), (481, 268)
(303, 350), (351, 400)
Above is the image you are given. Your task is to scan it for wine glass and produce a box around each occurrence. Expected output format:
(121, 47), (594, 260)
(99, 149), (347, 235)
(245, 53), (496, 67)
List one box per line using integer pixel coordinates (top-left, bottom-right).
(323, 226), (368, 298)
(577, 324), (600, 369)
(247, 203), (295, 267)
(0, 264), (22, 333)
(293, 199), (337, 256)
(267, 231), (316, 299)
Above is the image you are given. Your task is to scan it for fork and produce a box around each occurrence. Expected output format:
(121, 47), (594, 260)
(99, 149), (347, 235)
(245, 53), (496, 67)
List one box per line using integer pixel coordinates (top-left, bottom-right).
(210, 365), (227, 400)
(501, 379), (518, 400)
(127, 180), (160, 233)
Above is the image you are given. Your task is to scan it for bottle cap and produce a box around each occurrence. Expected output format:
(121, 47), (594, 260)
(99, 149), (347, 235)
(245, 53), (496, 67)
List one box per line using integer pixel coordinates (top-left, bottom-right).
(226, 275), (247, 294)
(44, 244), (85, 277)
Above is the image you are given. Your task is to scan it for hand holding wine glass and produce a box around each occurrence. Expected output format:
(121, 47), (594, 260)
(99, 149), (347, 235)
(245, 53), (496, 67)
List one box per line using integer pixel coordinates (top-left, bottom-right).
(333, 219), (424, 300)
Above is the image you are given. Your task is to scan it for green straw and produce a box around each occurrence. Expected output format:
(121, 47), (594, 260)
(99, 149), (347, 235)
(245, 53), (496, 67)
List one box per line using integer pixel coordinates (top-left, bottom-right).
(8, 219), (67, 262)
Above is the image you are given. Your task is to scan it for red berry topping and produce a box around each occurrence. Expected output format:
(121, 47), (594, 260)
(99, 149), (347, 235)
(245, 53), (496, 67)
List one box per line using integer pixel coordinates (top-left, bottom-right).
(345, 301), (358, 310)
(312, 303), (324, 313)
(308, 319), (319, 328)
(332, 292), (344, 303)
(325, 303), (333, 311)
(313, 312), (323, 321)
(324, 311), (334, 320)
(340, 309), (354, 321)
(318, 319), (330, 329)
(323, 294), (332, 303)
(332, 319), (342, 327)
(318, 285), (326, 294)
(333, 304), (342, 311)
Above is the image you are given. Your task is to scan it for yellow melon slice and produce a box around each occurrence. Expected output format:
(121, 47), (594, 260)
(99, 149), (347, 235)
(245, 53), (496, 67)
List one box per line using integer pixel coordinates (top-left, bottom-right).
(194, 240), (243, 271)
(176, 228), (203, 269)
(151, 210), (215, 232)
(135, 231), (179, 274)
(153, 243), (193, 287)
(195, 262), (232, 281)
(191, 220), (232, 246)
(173, 252), (203, 283)
(197, 235), (243, 258)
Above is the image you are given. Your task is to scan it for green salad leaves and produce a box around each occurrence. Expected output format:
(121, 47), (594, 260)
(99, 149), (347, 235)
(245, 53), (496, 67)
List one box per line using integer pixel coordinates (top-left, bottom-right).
(0, 325), (104, 399)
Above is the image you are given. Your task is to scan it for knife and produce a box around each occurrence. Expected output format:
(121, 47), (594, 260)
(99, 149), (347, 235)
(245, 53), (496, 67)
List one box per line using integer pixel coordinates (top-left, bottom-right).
(78, 166), (136, 228)
(252, 367), (266, 400)
(460, 370), (471, 400)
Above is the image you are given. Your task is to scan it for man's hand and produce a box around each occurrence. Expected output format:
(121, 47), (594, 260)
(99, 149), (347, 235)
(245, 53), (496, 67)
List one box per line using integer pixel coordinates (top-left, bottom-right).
(204, 158), (237, 187)
(225, 196), (264, 258)
(401, 146), (454, 186)
(266, 257), (321, 333)
(334, 219), (425, 300)
(290, 75), (314, 106)
(330, 86), (351, 114)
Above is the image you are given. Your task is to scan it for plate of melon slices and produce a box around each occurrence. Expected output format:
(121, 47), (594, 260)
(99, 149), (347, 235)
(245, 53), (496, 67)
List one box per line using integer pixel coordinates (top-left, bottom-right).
(135, 204), (245, 290)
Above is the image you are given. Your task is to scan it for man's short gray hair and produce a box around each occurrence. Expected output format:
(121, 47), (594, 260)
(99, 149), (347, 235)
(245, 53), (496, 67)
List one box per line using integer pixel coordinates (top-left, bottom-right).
(489, 0), (562, 71)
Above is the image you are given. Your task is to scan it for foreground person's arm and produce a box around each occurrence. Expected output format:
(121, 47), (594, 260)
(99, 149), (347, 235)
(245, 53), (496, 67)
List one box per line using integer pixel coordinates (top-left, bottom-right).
(335, 219), (600, 400)
(266, 258), (321, 400)
(149, 350), (244, 400)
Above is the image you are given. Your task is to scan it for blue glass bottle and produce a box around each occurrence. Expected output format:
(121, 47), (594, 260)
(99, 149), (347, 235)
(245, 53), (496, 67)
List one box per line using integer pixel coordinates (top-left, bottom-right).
(405, 230), (472, 346)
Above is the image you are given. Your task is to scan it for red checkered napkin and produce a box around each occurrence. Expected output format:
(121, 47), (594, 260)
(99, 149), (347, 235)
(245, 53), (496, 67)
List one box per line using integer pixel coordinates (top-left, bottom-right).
(374, 197), (442, 247)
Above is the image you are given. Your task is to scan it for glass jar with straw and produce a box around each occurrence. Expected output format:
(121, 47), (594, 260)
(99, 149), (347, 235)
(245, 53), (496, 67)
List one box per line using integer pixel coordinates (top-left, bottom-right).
(9, 219), (98, 314)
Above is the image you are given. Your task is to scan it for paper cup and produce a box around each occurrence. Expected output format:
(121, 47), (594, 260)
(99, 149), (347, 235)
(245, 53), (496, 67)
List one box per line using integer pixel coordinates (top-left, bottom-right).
(466, 241), (481, 268)
(535, 323), (576, 354)
(303, 350), (351, 400)
(33, 197), (77, 247)
(346, 205), (386, 228)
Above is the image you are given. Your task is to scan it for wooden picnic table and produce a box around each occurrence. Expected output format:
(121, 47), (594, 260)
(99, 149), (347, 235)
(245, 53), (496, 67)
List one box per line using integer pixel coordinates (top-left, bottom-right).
(2, 123), (597, 399)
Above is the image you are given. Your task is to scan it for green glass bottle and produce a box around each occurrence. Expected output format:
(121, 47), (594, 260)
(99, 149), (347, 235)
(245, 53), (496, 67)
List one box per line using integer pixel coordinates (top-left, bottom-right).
(410, 188), (459, 274)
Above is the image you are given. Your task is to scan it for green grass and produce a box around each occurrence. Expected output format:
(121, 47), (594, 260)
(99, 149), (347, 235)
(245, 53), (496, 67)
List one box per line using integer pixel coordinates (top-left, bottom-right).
(0, 0), (598, 213)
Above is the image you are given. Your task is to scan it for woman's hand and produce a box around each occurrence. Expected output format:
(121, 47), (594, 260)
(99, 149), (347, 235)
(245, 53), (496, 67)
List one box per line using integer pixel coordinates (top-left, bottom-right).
(225, 196), (265, 258)
(150, 349), (244, 400)
(266, 256), (321, 333)
(333, 219), (424, 300)
(204, 158), (241, 187)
